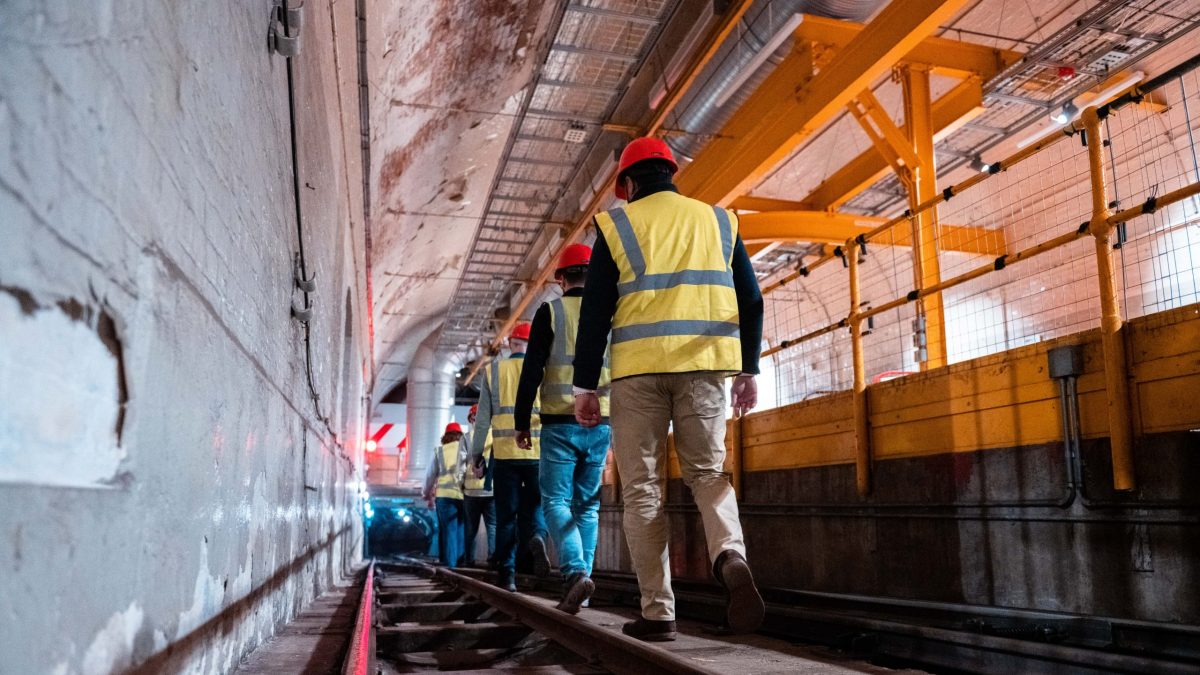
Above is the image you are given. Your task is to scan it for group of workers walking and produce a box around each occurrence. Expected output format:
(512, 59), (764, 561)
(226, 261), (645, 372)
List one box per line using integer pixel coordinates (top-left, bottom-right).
(424, 137), (767, 641)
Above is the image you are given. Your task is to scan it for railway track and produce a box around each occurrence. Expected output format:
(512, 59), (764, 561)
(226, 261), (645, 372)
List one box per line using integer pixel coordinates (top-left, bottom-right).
(583, 571), (1200, 675)
(345, 559), (1199, 674)
(364, 560), (720, 674)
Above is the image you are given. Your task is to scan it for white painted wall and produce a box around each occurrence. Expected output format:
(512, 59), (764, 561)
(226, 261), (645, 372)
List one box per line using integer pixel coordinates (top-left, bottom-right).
(0, 1), (370, 672)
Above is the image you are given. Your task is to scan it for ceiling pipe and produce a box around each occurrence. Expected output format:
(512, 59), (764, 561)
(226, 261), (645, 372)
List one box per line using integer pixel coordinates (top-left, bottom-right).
(406, 328), (462, 478)
(667, 0), (887, 162)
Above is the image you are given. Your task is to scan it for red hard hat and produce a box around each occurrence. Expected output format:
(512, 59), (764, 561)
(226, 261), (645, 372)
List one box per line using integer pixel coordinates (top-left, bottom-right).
(557, 243), (592, 270)
(510, 322), (532, 341)
(445, 421), (463, 434)
(615, 137), (678, 200)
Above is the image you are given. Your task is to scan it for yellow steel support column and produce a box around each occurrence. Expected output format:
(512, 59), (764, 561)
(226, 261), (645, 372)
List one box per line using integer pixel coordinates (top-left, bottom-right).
(902, 65), (948, 370)
(1082, 107), (1137, 491)
(728, 417), (744, 498)
(847, 239), (871, 496)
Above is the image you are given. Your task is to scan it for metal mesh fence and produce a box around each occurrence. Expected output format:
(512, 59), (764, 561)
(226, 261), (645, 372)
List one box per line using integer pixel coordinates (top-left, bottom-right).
(756, 65), (1200, 409)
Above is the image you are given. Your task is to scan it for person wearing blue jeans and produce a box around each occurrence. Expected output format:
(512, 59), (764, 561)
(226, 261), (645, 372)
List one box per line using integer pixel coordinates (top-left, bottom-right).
(471, 323), (552, 591)
(424, 422), (468, 568)
(515, 244), (612, 614)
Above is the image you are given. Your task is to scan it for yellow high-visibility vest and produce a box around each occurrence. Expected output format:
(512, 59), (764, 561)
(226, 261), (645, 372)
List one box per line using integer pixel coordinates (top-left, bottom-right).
(463, 434), (491, 493)
(486, 357), (540, 460)
(435, 441), (463, 500)
(593, 190), (742, 380)
(542, 296), (611, 417)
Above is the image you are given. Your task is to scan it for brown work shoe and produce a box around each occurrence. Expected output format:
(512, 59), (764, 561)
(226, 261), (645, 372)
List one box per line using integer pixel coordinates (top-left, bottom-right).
(621, 617), (677, 642)
(714, 550), (765, 634)
(555, 573), (595, 615)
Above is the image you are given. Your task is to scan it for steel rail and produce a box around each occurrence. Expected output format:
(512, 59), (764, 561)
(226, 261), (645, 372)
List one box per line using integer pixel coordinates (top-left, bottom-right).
(404, 560), (720, 675)
(340, 561), (375, 675)
(587, 572), (1200, 675)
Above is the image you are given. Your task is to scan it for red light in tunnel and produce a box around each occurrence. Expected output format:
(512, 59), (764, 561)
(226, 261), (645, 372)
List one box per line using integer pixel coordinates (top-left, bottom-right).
(365, 439), (378, 453)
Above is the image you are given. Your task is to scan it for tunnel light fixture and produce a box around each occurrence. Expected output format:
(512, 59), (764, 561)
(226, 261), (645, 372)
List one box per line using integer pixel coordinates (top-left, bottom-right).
(1051, 101), (1079, 125)
(714, 14), (805, 108)
(970, 155), (988, 173)
(564, 122), (588, 143)
(365, 439), (378, 453)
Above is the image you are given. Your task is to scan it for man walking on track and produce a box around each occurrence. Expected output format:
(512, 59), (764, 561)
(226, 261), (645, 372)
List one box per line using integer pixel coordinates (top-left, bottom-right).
(423, 422), (467, 568)
(514, 243), (611, 614)
(571, 137), (766, 641)
(471, 323), (552, 591)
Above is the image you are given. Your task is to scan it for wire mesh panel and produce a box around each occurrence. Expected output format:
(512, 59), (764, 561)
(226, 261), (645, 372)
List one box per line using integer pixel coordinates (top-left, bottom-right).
(1107, 69), (1200, 321)
(753, 60), (1200, 412)
(934, 131), (1097, 364)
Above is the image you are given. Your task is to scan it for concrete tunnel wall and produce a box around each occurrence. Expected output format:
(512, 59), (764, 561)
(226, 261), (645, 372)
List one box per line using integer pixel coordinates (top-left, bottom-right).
(1, 1), (371, 673)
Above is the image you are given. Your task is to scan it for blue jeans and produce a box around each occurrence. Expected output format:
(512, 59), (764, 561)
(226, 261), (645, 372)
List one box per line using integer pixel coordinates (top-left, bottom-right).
(435, 497), (465, 568)
(493, 459), (548, 574)
(463, 495), (496, 564)
(539, 424), (611, 577)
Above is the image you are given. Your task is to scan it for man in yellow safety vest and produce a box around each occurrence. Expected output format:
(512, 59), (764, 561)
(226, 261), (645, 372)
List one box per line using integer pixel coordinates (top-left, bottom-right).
(471, 323), (551, 591)
(423, 421), (467, 568)
(514, 243), (612, 614)
(572, 137), (766, 641)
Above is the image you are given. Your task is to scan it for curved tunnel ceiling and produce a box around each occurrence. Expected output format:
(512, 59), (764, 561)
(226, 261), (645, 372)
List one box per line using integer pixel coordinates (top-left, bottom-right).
(368, 1), (556, 400)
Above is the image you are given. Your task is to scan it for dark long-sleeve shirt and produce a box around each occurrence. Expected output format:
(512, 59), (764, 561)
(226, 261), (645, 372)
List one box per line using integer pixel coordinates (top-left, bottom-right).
(514, 288), (586, 430)
(573, 185), (764, 390)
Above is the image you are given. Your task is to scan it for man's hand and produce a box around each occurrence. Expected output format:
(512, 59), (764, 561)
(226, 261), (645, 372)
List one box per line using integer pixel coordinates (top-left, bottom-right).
(516, 430), (532, 449)
(574, 392), (601, 428)
(473, 463), (485, 479)
(731, 374), (758, 417)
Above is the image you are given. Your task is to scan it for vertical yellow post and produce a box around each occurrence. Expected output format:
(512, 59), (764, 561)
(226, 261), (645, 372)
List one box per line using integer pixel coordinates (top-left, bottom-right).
(1081, 107), (1136, 491)
(847, 239), (871, 496)
(728, 417), (744, 498)
(902, 65), (948, 370)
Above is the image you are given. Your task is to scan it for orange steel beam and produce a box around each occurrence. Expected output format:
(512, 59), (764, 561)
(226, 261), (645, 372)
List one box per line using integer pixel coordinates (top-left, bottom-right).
(738, 211), (1005, 256)
(805, 77), (985, 210)
(468, 0), (758, 378)
(729, 195), (814, 212)
(675, 0), (974, 207)
(795, 15), (1022, 80)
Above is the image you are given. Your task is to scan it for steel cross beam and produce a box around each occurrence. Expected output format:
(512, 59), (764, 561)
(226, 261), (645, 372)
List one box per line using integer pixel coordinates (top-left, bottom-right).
(794, 14), (1022, 80)
(804, 77), (985, 210)
(675, 0), (975, 207)
(737, 211), (1005, 256)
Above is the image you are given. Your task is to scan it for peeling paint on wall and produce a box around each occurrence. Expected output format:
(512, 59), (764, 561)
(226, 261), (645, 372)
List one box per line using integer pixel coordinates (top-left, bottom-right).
(0, 292), (127, 488)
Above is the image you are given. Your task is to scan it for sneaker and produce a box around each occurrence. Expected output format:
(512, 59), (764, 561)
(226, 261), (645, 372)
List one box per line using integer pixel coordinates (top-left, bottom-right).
(580, 598), (590, 608)
(713, 550), (764, 634)
(621, 617), (677, 642)
(497, 570), (517, 592)
(555, 573), (595, 615)
(528, 535), (551, 578)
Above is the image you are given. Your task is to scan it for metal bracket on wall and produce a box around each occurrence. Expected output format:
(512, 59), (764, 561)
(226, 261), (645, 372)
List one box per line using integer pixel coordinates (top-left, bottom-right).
(269, 2), (304, 57)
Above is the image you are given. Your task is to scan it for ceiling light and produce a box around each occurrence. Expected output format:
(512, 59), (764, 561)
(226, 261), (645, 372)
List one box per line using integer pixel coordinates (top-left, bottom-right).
(1051, 101), (1079, 125)
(563, 122), (587, 144)
(970, 156), (988, 173)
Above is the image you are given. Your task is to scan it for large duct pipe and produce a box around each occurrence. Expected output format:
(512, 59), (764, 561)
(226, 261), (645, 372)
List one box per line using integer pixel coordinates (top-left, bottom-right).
(406, 328), (462, 478)
(667, 0), (885, 161)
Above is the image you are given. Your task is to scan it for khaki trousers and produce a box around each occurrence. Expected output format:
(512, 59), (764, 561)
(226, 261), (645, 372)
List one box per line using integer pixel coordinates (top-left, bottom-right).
(610, 372), (746, 620)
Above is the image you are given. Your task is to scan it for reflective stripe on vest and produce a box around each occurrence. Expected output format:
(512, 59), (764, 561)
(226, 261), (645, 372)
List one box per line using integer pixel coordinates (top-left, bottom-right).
(595, 191), (743, 379)
(540, 297), (611, 417)
(435, 441), (463, 500)
(486, 356), (540, 460)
